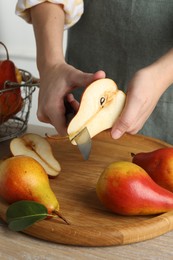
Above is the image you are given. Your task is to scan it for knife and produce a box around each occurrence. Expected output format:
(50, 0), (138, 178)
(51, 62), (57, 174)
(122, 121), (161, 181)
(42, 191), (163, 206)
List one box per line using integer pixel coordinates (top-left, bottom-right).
(64, 99), (92, 160)
(64, 98), (76, 125)
(72, 127), (92, 160)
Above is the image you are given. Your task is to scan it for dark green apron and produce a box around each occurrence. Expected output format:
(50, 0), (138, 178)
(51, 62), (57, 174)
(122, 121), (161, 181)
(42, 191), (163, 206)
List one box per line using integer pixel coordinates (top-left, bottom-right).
(66, 0), (173, 143)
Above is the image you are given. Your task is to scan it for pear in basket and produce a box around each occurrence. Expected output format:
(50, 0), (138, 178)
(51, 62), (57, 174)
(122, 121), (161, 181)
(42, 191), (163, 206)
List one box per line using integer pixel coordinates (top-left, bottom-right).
(0, 42), (23, 124)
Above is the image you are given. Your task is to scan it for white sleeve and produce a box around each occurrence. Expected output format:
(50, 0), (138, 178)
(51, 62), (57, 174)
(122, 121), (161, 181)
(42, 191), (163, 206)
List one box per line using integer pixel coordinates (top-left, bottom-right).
(15, 0), (84, 29)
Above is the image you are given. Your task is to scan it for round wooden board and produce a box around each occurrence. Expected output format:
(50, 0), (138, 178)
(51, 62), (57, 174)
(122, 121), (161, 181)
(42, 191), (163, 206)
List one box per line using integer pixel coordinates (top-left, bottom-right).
(1, 131), (173, 246)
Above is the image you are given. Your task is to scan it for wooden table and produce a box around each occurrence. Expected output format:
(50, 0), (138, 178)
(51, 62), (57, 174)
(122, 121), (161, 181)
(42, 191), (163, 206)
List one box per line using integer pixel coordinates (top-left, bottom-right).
(1, 124), (173, 260)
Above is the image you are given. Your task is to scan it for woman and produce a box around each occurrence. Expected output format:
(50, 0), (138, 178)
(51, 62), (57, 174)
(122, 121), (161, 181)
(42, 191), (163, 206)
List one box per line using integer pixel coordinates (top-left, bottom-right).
(16, 1), (173, 143)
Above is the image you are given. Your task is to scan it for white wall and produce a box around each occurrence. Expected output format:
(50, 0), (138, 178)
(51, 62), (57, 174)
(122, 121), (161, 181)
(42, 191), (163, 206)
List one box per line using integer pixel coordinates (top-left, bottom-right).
(0, 0), (67, 129)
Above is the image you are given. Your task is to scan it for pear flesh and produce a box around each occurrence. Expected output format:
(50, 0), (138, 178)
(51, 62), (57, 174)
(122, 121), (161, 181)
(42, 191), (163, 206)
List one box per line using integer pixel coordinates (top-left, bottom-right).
(67, 78), (126, 144)
(10, 133), (61, 177)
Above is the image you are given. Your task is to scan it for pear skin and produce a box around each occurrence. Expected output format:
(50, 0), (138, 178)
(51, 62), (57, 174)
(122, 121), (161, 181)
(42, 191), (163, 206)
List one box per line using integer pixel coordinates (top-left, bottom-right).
(132, 148), (173, 192)
(0, 42), (23, 124)
(0, 155), (59, 214)
(0, 60), (23, 124)
(96, 161), (173, 215)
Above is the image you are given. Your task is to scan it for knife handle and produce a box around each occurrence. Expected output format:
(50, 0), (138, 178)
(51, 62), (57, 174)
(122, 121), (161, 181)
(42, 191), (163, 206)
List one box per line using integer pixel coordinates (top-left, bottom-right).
(64, 98), (75, 125)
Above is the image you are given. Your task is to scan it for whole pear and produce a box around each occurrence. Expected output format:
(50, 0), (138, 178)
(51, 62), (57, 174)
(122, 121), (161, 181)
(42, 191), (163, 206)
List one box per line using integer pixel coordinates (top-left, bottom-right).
(96, 161), (173, 215)
(0, 42), (23, 124)
(132, 148), (173, 192)
(0, 155), (59, 214)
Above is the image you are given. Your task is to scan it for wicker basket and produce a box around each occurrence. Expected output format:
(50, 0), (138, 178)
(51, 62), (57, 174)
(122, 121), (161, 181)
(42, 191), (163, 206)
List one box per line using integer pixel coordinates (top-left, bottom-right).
(0, 69), (39, 142)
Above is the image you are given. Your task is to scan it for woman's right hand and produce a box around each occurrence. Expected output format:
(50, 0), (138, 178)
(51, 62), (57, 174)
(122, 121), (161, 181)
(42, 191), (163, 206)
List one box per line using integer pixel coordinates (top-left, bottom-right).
(37, 62), (106, 135)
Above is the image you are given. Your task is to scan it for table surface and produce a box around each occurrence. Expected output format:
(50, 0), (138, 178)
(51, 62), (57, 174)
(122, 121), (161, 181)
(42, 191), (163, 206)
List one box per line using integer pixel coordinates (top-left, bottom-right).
(1, 124), (173, 260)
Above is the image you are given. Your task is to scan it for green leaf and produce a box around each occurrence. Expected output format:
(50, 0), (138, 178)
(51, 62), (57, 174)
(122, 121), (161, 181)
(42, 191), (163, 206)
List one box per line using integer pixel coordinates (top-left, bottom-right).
(6, 200), (48, 231)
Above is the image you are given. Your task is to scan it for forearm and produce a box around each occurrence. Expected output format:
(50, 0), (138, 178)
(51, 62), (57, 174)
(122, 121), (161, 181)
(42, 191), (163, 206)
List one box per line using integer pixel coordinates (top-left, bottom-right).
(30, 2), (65, 75)
(148, 48), (173, 93)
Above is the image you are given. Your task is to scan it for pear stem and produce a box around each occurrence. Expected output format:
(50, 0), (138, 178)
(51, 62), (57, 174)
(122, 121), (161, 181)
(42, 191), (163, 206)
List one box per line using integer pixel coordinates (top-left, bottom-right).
(53, 209), (70, 225)
(0, 42), (9, 60)
(131, 152), (136, 158)
(45, 133), (69, 141)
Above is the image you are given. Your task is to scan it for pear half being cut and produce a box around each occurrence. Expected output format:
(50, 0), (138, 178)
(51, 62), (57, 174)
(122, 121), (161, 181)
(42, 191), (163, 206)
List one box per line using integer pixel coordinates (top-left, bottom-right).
(67, 78), (126, 144)
(10, 133), (61, 177)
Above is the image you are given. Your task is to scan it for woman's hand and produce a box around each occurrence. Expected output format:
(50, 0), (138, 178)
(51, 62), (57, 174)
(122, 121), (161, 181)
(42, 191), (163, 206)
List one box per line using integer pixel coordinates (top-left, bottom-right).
(37, 62), (105, 135)
(111, 64), (170, 139)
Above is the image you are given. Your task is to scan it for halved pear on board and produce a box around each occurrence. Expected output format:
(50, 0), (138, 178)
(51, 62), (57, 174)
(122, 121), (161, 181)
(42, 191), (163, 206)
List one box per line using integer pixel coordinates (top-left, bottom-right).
(67, 78), (126, 144)
(10, 133), (61, 177)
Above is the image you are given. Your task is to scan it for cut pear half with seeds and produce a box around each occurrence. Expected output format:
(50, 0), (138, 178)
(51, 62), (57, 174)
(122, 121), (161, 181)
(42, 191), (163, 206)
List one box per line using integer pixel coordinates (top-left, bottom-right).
(10, 133), (61, 177)
(67, 78), (126, 144)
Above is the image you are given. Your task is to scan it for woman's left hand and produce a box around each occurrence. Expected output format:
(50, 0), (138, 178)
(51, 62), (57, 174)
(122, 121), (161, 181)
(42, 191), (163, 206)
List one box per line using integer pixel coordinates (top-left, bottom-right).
(111, 66), (167, 139)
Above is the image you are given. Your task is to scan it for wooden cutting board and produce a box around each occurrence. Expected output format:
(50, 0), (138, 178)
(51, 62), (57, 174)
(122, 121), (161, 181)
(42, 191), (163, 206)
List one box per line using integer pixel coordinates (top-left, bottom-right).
(1, 131), (173, 247)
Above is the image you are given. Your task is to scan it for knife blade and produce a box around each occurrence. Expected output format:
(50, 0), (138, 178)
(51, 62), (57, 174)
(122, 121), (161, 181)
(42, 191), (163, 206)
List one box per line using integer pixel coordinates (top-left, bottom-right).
(64, 98), (92, 160)
(72, 127), (92, 160)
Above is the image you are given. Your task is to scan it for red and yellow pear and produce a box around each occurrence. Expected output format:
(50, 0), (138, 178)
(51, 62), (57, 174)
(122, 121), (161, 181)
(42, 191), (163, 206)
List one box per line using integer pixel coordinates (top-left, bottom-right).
(96, 161), (173, 215)
(0, 156), (59, 213)
(0, 42), (23, 124)
(132, 148), (173, 192)
(0, 155), (68, 224)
